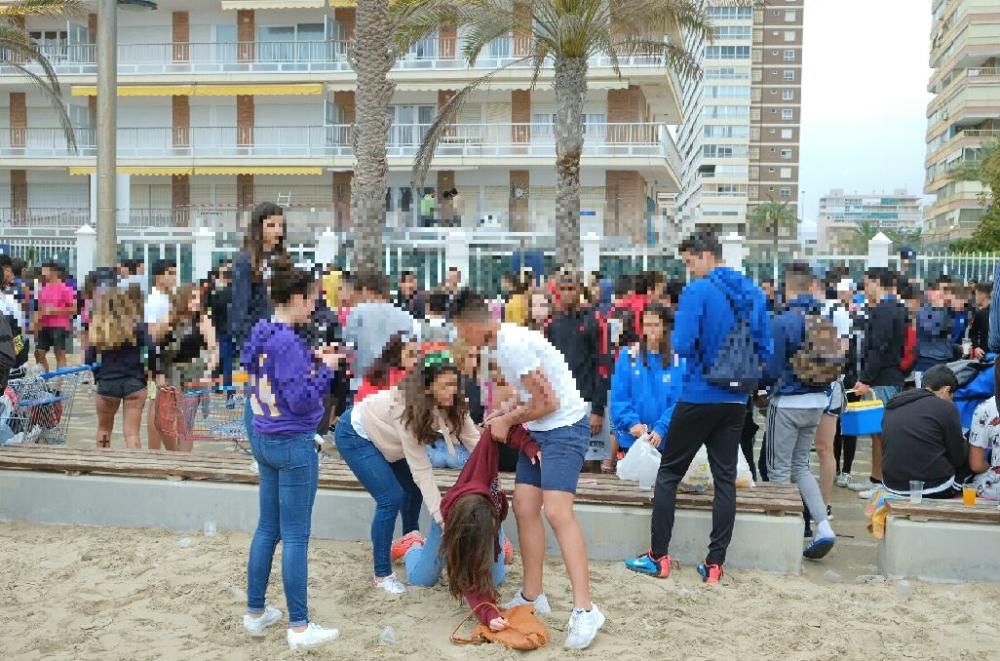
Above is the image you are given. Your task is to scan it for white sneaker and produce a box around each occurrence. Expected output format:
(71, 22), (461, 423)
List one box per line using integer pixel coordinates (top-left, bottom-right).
(287, 622), (340, 650)
(835, 473), (852, 488)
(374, 573), (407, 595)
(243, 606), (282, 636)
(849, 480), (875, 492)
(564, 603), (605, 650)
(503, 590), (551, 615)
(857, 487), (879, 499)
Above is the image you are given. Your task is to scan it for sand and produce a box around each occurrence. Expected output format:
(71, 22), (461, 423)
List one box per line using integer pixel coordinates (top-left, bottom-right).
(1, 521), (997, 661)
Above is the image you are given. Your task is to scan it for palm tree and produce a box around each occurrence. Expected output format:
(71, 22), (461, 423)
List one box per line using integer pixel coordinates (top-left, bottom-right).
(406, 0), (721, 271)
(748, 199), (796, 280)
(0, 0), (82, 151)
(845, 221), (921, 255)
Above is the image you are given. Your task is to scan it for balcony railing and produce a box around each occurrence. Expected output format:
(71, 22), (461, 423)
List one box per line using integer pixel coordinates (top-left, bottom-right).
(0, 123), (678, 162)
(0, 36), (667, 76)
(0, 206), (90, 227)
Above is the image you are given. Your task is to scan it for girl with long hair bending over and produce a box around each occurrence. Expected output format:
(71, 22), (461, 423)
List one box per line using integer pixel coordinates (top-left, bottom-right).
(242, 257), (342, 651)
(333, 351), (479, 594)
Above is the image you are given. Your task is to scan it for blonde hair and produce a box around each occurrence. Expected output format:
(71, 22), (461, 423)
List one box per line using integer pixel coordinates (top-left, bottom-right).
(89, 289), (142, 351)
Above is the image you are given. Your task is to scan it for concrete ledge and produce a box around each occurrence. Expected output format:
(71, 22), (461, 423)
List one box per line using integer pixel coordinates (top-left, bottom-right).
(879, 515), (1000, 582)
(0, 470), (802, 574)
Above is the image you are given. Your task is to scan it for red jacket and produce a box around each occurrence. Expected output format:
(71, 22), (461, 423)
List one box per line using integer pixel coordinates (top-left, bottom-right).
(354, 368), (406, 403)
(440, 425), (539, 625)
(900, 325), (917, 374)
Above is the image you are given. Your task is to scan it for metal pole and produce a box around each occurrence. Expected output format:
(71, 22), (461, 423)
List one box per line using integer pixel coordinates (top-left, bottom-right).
(96, 0), (117, 267)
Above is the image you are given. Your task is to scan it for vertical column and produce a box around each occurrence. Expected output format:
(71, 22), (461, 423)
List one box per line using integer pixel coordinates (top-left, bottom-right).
(10, 170), (27, 225)
(9, 16), (25, 64)
(193, 226), (216, 282)
(509, 170), (529, 231)
(172, 95), (189, 149)
(439, 22), (456, 59)
(236, 174), (254, 220)
(334, 7), (355, 39)
(513, 2), (530, 56)
(237, 94), (254, 149)
(172, 174), (190, 227)
(115, 174), (130, 228)
(9, 92), (26, 149)
(76, 225), (97, 284)
(88, 96), (97, 140)
(237, 9), (255, 63)
(511, 90), (530, 143)
(334, 90), (355, 124)
(333, 171), (352, 231)
(172, 11), (190, 63)
(437, 170), (455, 224)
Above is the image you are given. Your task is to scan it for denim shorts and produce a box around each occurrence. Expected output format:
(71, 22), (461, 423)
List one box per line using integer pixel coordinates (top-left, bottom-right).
(515, 416), (589, 494)
(96, 376), (146, 399)
(872, 385), (901, 407)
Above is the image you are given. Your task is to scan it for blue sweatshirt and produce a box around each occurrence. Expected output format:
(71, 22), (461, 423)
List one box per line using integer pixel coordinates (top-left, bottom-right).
(609, 349), (683, 449)
(916, 304), (954, 368)
(672, 266), (772, 404)
(242, 320), (333, 437)
(765, 294), (828, 397)
(230, 251), (274, 362)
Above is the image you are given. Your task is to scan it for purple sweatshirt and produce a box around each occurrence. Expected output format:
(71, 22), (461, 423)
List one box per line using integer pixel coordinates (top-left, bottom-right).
(242, 320), (333, 437)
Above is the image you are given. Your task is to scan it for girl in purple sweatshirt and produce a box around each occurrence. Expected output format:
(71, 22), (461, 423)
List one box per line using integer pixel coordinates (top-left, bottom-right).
(241, 258), (343, 651)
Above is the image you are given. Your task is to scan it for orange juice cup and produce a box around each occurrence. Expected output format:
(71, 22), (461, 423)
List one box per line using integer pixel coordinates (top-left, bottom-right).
(962, 485), (977, 507)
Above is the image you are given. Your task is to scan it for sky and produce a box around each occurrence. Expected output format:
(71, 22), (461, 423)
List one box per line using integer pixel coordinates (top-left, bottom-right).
(799, 0), (934, 229)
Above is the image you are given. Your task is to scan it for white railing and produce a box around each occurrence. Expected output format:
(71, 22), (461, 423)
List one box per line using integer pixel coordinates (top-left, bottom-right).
(0, 36), (667, 76)
(0, 207), (90, 227)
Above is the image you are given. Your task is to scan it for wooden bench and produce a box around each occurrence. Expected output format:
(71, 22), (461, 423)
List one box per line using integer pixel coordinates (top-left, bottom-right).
(0, 446), (805, 573)
(880, 499), (1000, 582)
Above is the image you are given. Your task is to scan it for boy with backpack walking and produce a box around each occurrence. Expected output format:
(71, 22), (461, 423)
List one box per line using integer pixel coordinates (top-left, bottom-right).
(763, 263), (843, 560)
(626, 232), (771, 583)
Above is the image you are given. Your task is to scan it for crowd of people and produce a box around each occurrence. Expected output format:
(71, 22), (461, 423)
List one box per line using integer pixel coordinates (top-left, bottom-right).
(1, 201), (998, 652)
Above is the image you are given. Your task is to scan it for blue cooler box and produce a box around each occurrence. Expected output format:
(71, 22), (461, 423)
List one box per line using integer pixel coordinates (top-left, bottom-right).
(840, 399), (884, 436)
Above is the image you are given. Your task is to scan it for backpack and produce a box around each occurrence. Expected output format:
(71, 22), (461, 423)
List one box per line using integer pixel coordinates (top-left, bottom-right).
(791, 313), (846, 387)
(705, 279), (762, 394)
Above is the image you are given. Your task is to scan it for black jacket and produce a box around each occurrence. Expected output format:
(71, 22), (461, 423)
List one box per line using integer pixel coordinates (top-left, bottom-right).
(970, 305), (990, 352)
(859, 297), (908, 387)
(881, 388), (967, 491)
(545, 308), (608, 416)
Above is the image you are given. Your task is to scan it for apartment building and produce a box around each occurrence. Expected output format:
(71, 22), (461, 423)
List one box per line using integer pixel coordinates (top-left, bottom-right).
(817, 189), (923, 253)
(924, 0), (1000, 246)
(675, 0), (803, 245)
(0, 0), (682, 244)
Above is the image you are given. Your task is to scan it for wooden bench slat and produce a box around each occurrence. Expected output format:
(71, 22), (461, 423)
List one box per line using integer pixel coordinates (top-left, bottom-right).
(888, 501), (1000, 524)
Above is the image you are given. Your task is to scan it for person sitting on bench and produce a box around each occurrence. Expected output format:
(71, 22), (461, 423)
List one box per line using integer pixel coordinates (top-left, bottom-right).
(968, 361), (1000, 500)
(880, 364), (968, 499)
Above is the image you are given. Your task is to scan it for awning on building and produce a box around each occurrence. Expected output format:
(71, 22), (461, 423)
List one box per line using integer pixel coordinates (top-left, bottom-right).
(193, 166), (324, 176)
(71, 83), (324, 97)
(221, 0), (328, 9)
(69, 166), (195, 176)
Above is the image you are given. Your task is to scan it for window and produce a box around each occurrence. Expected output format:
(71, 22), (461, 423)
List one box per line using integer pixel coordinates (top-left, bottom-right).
(781, 128), (793, 139)
(705, 105), (749, 119)
(780, 187), (792, 198)
(783, 49), (796, 62)
(768, 167), (775, 173)
(784, 31), (796, 42)
(785, 10), (796, 22)
(703, 125), (749, 138)
(780, 149), (792, 159)
(706, 6), (752, 19)
(713, 26), (751, 40)
(705, 45), (751, 60)
(770, 89), (778, 95)
(780, 167), (792, 179)
(703, 144), (748, 158)
(705, 66), (749, 80)
(783, 70), (795, 81)
(387, 105), (435, 145)
(706, 85), (750, 98)
(258, 23), (326, 61)
(782, 108), (794, 120)
(783, 90), (794, 101)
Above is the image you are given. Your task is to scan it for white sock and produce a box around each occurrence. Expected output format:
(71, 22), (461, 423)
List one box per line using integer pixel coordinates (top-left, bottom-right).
(817, 520), (835, 539)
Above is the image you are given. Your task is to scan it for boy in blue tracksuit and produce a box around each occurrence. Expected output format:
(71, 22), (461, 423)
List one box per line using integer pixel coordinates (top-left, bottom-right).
(627, 232), (771, 583)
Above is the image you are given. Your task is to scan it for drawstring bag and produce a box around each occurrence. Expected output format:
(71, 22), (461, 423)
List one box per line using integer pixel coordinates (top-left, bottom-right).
(451, 604), (549, 651)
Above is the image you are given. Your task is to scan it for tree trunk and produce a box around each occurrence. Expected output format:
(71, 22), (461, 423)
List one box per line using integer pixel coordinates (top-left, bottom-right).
(348, 0), (394, 273)
(553, 55), (588, 271)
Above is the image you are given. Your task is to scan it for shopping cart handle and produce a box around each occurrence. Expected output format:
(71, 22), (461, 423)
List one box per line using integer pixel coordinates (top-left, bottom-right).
(40, 364), (95, 379)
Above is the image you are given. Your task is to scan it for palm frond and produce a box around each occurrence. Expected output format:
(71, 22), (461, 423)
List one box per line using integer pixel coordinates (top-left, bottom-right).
(529, 40), (550, 89)
(2, 0), (84, 17)
(617, 37), (702, 80)
(388, 0), (458, 59)
(411, 53), (534, 190)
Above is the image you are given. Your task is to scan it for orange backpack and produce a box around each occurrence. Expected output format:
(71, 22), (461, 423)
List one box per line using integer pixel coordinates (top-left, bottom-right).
(451, 604), (549, 651)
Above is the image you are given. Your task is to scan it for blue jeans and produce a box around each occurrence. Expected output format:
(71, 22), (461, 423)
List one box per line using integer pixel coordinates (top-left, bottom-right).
(405, 521), (507, 588)
(334, 408), (423, 577)
(426, 437), (471, 469)
(246, 431), (318, 628)
(218, 334), (234, 391)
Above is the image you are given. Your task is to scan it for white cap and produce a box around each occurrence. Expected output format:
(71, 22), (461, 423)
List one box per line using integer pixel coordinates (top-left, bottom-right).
(836, 278), (854, 293)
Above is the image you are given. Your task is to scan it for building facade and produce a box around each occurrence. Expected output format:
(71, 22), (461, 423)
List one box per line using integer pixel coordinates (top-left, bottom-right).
(674, 0), (803, 246)
(817, 189), (923, 253)
(0, 0), (682, 244)
(924, 0), (1000, 246)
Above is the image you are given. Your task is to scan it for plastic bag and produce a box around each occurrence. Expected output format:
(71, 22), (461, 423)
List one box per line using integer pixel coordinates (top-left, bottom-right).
(736, 450), (755, 489)
(680, 447), (713, 492)
(616, 433), (660, 486)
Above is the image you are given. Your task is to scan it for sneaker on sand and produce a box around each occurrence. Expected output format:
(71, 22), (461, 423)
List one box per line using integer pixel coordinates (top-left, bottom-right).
(857, 488), (880, 500)
(287, 622), (340, 650)
(374, 573), (407, 595)
(390, 531), (425, 562)
(624, 552), (672, 578)
(835, 473), (852, 488)
(503, 591), (551, 615)
(850, 479), (878, 492)
(697, 562), (724, 584)
(564, 603), (605, 650)
(243, 606), (282, 636)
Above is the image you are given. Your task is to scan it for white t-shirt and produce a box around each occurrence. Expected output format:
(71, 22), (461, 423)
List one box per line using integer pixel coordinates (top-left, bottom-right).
(144, 288), (171, 325)
(494, 323), (588, 432)
(969, 397), (1000, 500)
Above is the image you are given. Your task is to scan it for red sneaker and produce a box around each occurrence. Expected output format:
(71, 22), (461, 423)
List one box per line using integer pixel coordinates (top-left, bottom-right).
(390, 531), (425, 562)
(503, 537), (514, 565)
(697, 562), (724, 584)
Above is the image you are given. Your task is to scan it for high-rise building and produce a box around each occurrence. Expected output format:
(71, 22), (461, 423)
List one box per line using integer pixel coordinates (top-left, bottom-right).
(924, 0), (1000, 246)
(0, 0), (682, 245)
(675, 0), (803, 246)
(817, 189), (923, 253)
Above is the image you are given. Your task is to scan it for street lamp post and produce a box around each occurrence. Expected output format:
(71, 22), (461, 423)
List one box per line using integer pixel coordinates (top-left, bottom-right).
(95, 0), (117, 268)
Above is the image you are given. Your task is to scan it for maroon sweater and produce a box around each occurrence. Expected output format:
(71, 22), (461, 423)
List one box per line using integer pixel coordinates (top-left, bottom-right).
(439, 425), (539, 624)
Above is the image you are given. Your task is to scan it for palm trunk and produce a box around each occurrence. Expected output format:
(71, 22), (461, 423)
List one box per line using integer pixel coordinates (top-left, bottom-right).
(553, 55), (587, 271)
(349, 0), (395, 273)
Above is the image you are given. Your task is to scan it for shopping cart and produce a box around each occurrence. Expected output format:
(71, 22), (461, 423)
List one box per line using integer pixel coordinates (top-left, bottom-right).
(155, 382), (250, 454)
(0, 365), (92, 445)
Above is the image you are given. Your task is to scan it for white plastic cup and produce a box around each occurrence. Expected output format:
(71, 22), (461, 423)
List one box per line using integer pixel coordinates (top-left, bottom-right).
(909, 481), (924, 504)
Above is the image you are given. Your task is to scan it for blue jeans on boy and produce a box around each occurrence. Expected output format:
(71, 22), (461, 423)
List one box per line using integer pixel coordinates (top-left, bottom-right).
(334, 407), (423, 578)
(405, 521), (507, 588)
(246, 430), (318, 628)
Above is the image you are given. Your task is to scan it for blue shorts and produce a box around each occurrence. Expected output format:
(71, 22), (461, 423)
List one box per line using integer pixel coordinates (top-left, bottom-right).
(872, 385), (900, 407)
(515, 416), (589, 494)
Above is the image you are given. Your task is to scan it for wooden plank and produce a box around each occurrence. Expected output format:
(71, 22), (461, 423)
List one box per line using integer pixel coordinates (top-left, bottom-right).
(889, 501), (1000, 524)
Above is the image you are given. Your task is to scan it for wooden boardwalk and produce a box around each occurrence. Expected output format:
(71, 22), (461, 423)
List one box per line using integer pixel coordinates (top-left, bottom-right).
(0, 445), (803, 514)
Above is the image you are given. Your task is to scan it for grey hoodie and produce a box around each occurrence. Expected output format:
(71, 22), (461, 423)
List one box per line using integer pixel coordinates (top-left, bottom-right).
(344, 301), (415, 390)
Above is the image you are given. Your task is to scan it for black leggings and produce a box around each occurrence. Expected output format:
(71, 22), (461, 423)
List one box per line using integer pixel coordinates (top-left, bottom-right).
(833, 415), (857, 475)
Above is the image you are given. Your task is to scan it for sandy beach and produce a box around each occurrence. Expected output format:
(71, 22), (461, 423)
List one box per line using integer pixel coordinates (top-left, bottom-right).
(1, 520), (997, 661)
